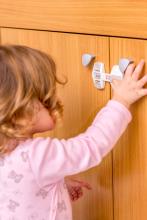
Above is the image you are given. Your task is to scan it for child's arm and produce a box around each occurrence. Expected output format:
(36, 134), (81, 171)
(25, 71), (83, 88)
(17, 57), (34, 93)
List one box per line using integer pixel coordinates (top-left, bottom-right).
(28, 60), (147, 187)
(28, 99), (131, 186)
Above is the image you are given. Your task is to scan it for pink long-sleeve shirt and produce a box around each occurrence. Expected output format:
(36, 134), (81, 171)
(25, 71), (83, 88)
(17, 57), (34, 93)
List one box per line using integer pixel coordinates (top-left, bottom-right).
(0, 100), (132, 220)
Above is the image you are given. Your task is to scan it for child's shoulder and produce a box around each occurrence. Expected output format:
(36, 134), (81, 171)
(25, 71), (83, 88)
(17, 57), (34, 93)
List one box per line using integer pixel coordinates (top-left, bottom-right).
(10, 136), (53, 160)
(19, 136), (52, 149)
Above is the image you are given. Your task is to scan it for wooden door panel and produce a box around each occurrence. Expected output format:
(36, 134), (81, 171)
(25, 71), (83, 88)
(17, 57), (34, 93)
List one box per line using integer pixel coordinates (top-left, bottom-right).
(110, 38), (147, 220)
(0, 28), (112, 220)
(0, 1), (147, 38)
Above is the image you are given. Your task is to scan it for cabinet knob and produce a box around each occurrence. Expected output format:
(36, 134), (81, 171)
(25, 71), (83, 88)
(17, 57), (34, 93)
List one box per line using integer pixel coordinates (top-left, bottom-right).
(119, 58), (134, 73)
(82, 53), (95, 66)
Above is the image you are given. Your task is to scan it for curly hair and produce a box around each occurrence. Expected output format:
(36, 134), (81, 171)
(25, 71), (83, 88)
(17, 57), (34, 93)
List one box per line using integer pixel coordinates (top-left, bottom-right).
(0, 45), (65, 154)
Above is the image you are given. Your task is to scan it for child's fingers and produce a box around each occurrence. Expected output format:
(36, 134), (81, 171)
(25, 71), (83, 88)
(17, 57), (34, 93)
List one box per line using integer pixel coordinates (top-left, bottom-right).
(138, 88), (147, 97)
(132, 60), (145, 80)
(83, 183), (92, 190)
(124, 63), (136, 79)
(76, 187), (83, 196)
(110, 79), (119, 90)
(77, 181), (92, 190)
(111, 79), (118, 85)
(137, 75), (147, 88)
(70, 179), (92, 190)
(70, 190), (78, 201)
(71, 188), (83, 201)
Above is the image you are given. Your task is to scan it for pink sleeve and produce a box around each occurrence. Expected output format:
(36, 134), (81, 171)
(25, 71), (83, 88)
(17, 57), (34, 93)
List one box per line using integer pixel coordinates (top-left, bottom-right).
(28, 100), (132, 186)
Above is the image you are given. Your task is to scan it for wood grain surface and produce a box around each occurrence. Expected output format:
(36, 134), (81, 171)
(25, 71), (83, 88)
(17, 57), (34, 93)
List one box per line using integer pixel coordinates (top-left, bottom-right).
(110, 37), (147, 220)
(0, 1), (147, 38)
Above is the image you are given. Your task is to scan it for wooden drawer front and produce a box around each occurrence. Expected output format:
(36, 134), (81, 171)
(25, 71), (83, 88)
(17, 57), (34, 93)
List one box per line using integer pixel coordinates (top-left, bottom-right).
(0, 1), (147, 38)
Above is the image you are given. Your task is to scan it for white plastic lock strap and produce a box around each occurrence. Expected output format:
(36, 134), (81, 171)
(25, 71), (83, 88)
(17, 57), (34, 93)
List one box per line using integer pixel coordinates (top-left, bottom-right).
(92, 58), (133, 89)
(92, 62), (105, 89)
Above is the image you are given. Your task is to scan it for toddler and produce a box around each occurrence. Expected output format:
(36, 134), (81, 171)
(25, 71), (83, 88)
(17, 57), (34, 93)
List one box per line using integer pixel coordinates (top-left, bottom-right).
(0, 45), (147, 220)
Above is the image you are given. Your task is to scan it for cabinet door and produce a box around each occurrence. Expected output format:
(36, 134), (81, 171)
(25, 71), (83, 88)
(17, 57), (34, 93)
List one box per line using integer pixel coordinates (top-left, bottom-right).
(0, 28), (112, 220)
(110, 38), (147, 220)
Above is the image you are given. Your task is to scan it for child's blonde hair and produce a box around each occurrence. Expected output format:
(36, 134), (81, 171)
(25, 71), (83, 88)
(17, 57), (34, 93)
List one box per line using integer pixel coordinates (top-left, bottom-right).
(0, 45), (64, 154)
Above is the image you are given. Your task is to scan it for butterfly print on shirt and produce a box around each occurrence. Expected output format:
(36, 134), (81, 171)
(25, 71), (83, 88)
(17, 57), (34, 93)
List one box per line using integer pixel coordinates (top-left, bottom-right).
(8, 170), (23, 183)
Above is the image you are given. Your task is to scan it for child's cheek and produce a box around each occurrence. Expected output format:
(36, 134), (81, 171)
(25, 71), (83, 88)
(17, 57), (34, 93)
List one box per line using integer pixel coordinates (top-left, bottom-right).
(48, 116), (56, 130)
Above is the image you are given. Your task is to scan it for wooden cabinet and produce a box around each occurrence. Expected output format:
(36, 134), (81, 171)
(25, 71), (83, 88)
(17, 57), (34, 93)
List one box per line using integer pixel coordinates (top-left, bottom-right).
(110, 38), (147, 220)
(0, 28), (113, 220)
(0, 2), (147, 220)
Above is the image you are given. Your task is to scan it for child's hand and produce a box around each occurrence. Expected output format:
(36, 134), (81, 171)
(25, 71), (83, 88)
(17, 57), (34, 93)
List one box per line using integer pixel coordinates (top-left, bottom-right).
(111, 60), (147, 109)
(65, 178), (92, 202)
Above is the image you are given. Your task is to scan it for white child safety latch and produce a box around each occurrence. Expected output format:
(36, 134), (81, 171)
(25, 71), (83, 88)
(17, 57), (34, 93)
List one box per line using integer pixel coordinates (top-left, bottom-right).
(91, 58), (134, 89)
